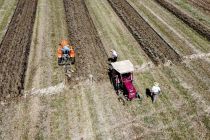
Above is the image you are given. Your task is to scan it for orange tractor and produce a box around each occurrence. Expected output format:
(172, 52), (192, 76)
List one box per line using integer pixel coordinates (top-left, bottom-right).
(57, 39), (75, 65)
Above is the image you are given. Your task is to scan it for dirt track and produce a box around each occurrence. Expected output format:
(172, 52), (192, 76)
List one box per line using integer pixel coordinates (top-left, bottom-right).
(155, 0), (210, 41)
(0, 0), (37, 101)
(188, 0), (210, 13)
(108, 0), (181, 65)
(63, 0), (107, 81)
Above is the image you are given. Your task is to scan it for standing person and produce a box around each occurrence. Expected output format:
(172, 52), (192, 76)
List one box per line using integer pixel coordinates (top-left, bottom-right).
(110, 49), (118, 62)
(150, 82), (161, 103)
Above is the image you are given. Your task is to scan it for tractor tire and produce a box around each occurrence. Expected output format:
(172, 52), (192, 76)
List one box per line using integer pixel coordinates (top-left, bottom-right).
(136, 92), (143, 101)
(58, 58), (62, 65)
(118, 94), (126, 105)
(71, 57), (75, 64)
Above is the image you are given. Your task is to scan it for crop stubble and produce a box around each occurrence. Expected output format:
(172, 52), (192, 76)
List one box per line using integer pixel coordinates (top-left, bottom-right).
(0, 0), (37, 100)
(155, 0), (210, 41)
(187, 0), (210, 13)
(63, 0), (107, 82)
(108, 0), (181, 65)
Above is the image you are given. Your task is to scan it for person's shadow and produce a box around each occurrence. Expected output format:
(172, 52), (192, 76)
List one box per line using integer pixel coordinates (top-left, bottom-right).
(146, 88), (153, 102)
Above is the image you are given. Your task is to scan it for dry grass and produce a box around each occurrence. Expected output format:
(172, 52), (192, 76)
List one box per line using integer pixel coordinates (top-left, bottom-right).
(0, 0), (17, 42)
(128, 0), (210, 53)
(85, 0), (150, 65)
(86, 0), (210, 138)
(1, 0), (210, 139)
(172, 0), (210, 27)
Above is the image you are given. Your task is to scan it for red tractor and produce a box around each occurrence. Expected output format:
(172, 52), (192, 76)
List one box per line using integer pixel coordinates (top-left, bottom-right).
(109, 60), (141, 104)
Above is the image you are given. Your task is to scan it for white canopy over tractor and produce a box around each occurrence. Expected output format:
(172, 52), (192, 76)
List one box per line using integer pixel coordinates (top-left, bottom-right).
(111, 60), (134, 74)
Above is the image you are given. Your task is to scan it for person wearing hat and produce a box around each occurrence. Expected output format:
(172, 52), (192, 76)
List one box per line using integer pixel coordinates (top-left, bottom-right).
(150, 82), (161, 103)
(57, 39), (76, 65)
(110, 49), (118, 62)
(57, 39), (70, 65)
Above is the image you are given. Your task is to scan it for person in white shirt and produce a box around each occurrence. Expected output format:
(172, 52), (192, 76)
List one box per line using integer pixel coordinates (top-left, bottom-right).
(150, 82), (161, 103)
(110, 49), (118, 62)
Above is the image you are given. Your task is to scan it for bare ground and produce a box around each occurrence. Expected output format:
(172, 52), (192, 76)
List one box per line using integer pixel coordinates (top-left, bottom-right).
(0, 0), (37, 101)
(63, 0), (108, 81)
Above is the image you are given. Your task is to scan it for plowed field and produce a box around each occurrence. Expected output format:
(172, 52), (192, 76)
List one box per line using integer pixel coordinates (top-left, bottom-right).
(63, 0), (107, 81)
(0, 0), (37, 101)
(108, 0), (181, 65)
(188, 0), (210, 13)
(155, 0), (210, 41)
(0, 0), (210, 139)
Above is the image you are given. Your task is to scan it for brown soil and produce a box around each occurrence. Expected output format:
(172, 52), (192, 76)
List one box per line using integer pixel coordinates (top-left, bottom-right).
(107, 0), (181, 65)
(187, 0), (210, 14)
(63, 0), (108, 82)
(0, 0), (37, 101)
(155, 0), (210, 41)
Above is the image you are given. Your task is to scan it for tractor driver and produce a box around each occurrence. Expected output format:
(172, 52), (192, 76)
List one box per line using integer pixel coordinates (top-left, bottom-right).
(61, 39), (70, 54)
(57, 39), (75, 65)
(57, 39), (69, 65)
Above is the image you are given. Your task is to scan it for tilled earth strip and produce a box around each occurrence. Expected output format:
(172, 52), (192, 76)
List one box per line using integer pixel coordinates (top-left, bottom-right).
(0, 0), (37, 101)
(63, 0), (107, 81)
(188, 0), (210, 13)
(108, 0), (181, 65)
(155, 0), (210, 41)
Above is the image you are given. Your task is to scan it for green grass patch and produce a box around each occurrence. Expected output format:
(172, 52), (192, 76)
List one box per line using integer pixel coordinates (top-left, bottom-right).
(85, 88), (101, 139)
(86, 0), (147, 65)
(129, 0), (210, 52)
(0, 0), (5, 8)
(174, 0), (210, 26)
(163, 67), (197, 112)
(202, 116), (210, 131)
(35, 130), (44, 140)
(0, 0), (17, 41)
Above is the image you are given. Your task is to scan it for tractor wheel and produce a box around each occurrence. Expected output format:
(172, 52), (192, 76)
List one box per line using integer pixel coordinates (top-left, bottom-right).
(118, 94), (126, 105)
(136, 92), (143, 101)
(71, 57), (75, 64)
